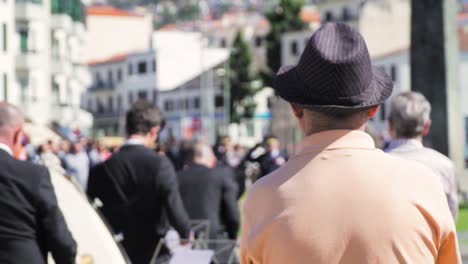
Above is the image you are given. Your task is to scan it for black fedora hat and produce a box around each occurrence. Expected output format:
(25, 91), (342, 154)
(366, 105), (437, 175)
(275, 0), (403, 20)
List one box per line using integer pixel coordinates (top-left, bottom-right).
(274, 23), (393, 114)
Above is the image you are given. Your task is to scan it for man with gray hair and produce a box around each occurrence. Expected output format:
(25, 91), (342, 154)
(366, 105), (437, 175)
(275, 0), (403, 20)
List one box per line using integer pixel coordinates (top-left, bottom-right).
(386, 91), (459, 220)
(178, 142), (240, 240)
(0, 102), (77, 264)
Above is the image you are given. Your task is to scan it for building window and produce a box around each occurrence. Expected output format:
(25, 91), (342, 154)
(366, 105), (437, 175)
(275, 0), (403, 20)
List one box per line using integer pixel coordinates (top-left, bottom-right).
(164, 100), (175, 111)
(138, 91), (147, 100)
(95, 72), (103, 87)
(97, 100), (105, 113)
(117, 95), (122, 111)
(128, 63), (133, 76)
(215, 95), (224, 107)
(108, 97), (113, 113)
(255, 36), (263, 47)
(117, 68), (122, 82)
(138, 61), (147, 74)
(2, 23), (7, 52)
(19, 29), (28, 53)
(152, 59), (156, 72)
(3, 73), (7, 102)
(108, 70), (113, 86)
(220, 38), (227, 48)
(390, 65), (397, 81)
(290, 41), (299, 56)
(194, 97), (200, 109)
(52, 79), (59, 104)
(128, 92), (134, 105)
(18, 77), (28, 104)
(325, 11), (333, 22)
(342, 7), (351, 21)
(87, 99), (92, 111)
(164, 100), (170, 111)
(152, 90), (157, 104)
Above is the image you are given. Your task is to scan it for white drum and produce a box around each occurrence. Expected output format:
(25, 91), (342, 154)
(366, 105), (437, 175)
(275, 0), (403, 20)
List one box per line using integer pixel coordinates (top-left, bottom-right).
(48, 170), (128, 264)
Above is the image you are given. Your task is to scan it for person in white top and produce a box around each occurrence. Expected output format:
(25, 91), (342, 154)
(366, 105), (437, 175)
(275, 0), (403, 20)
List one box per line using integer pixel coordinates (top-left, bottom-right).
(386, 91), (459, 221)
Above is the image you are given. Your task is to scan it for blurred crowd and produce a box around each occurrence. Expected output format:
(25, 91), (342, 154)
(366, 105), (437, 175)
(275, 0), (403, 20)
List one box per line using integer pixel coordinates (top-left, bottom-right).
(20, 132), (292, 196)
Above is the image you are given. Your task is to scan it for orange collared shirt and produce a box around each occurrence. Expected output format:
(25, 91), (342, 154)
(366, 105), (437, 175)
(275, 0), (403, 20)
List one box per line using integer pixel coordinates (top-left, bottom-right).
(241, 130), (460, 264)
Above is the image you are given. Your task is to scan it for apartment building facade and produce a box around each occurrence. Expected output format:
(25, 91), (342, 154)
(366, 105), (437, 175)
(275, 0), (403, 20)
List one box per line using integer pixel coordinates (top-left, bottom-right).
(0, 0), (15, 104)
(0, 0), (92, 129)
(83, 51), (157, 137)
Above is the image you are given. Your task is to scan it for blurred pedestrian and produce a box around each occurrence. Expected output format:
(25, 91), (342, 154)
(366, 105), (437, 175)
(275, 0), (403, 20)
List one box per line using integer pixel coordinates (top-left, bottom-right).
(57, 140), (71, 167)
(386, 91), (459, 220)
(230, 144), (246, 167)
(165, 138), (184, 171)
(64, 141), (90, 191)
(87, 100), (191, 264)
(0, 102), (76, 264)
(246, 136), (288, 180)
(87, 139), (102, 168)
(98, 143), (112, 161)
(38, 142), (64, 173)
(241, 23), (460, 264)
(178, 143), (240, 264)
(178, 143), (240, 240)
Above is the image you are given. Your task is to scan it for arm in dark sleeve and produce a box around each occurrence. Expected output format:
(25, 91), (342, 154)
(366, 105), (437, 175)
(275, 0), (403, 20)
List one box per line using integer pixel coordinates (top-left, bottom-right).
(87, 164), (103, 200)
(234, 166), (246, 199)
(36, 168), (77, 264)
(221, 171), (240, 239)
(158, 157), (191, 238)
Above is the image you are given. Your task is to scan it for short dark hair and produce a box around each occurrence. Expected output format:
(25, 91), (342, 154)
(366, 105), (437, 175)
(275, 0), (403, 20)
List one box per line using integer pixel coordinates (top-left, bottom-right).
(125, 100), (164, 136)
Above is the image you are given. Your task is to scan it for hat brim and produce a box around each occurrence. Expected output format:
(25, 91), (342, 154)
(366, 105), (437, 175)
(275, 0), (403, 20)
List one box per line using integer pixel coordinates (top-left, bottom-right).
(274, 65), (394, 114)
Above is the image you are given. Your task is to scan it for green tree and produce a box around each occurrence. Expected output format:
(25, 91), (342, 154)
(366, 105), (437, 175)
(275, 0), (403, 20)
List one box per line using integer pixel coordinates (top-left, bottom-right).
(229, 31), (258, 122)
(263, 0), (305, 87)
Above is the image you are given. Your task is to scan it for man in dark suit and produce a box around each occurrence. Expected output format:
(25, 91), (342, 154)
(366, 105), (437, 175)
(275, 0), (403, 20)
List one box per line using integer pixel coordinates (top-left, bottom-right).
(0, 103), (76, 264)
(178, 143), (240, 240)
(87, 100), (191, 264)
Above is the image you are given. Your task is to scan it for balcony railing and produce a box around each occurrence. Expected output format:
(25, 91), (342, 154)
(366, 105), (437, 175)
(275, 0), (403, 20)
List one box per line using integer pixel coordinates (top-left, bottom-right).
(89, 81), (115, 91)
(16, 0), (42, 4)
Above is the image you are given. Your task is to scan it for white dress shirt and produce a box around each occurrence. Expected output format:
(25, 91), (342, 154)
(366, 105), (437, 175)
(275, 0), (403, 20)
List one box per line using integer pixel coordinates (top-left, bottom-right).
(0, 143), (13, 156)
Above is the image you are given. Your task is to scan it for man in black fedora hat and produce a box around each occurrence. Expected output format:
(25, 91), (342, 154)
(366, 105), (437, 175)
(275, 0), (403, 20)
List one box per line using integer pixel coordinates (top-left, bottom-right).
(240, 23), (460, 263)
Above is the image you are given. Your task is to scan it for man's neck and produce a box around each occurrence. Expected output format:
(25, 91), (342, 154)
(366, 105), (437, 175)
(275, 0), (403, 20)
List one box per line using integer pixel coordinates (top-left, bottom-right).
(305, 125), (367, 137)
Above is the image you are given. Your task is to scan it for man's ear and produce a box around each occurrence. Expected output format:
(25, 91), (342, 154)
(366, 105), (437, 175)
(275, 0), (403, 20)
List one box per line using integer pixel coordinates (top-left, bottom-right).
(422, 120), (432, 137)
(290, 104), (304, 119)
(367, 106), (380, 119)
(13, 127), (23, 146)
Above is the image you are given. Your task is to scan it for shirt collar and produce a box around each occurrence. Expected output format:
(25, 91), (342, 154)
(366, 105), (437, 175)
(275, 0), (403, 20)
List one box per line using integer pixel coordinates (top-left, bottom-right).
(296, 130), (376, 157)
(0, 143), (13, 156)
(385, 138), (423, 152)
(124, 138), (146, 146)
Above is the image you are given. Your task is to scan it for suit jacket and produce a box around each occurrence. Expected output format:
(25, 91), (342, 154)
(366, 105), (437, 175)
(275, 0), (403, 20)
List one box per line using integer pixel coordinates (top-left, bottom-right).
(178, 164), (240, 239)
(241, 130), (460, 264)
(87, 144), (191, 264)
(0, 150), (76, 264)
